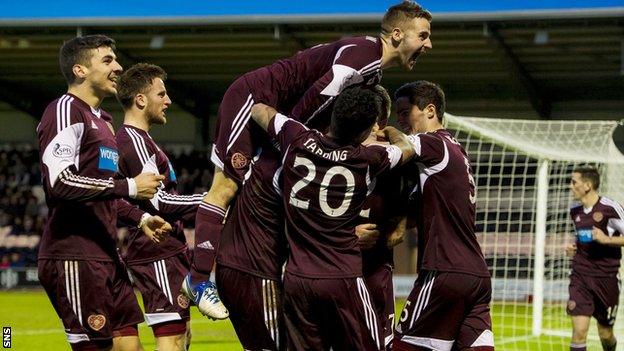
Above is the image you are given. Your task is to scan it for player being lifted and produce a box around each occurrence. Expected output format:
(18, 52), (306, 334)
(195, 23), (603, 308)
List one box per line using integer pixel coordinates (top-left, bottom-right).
(250, 86), (414, 350)
(183, 0), (434, 318)
(392, 81), (494, 351)
(566, 167), (622, 351)
(116, 63), (210, 350)
(37, 35), (170, 351)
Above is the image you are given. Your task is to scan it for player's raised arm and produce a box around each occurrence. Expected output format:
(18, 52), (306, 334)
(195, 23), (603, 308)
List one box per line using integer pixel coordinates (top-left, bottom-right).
(378, 126), (415, 164)
(250, 103), (278, 132)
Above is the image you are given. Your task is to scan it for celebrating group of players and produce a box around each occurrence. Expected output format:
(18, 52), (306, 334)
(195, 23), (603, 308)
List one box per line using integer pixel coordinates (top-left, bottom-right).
(36, 1), (502, 350)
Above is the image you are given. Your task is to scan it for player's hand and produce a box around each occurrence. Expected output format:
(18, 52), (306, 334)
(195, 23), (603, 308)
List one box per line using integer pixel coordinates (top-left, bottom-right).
(141, 215), (172, 243)
(356, 223), (379, 250)
(387, 218), (407, 249)
(592, 227), (610, 245)
(565, 243), (577, 257)
(134, 173), (165, 200)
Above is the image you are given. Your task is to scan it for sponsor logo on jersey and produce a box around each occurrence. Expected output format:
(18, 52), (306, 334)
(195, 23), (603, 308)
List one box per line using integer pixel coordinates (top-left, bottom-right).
(575, 215), (581, 222)
(87, 314), (106, 331)
(593, 211), (603, 222)
(91, 120), (98, 129)
(98, 146), (119, 172)
(168, 161), (177, 182)
(197, 240), (214, 250)
(52, 143), (73, 158)
(575, 227), (593, 244)
(231, 153), (248, 169)
(177, 294), (190, 309)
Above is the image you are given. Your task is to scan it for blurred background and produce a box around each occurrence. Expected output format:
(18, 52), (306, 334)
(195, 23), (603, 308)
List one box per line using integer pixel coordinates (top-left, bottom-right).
(0, 1), (622, 350)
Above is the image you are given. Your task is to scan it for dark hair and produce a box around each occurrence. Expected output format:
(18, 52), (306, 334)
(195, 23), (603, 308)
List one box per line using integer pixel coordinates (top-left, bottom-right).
(59, 35), (116, 85)
(330, 86), (382, 144)
(573, 166), (600, 191)
(371, 85), (391, 128)
(394, 80), (446, 122)
(381, 1), (432, 35)
(116, 63), (167, 109)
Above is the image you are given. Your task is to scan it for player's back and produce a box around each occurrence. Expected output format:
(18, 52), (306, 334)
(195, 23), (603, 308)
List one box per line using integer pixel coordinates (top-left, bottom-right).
(243, 36), (382, 120)
(217, 145), (288, 280)
(37, 94), (120, 261)
(280, 127), (399, 279)
(570, 196), (623, 276)
(407, 129), (489, 277)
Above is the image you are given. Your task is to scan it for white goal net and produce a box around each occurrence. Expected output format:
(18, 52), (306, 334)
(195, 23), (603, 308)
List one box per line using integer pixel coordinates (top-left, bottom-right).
(445, 114), (624, 351)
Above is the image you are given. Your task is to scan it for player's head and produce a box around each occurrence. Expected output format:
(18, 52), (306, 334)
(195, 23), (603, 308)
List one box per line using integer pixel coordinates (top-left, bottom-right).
(372, 85), (391, 129)
(381, 1), (432, 71)
(570, 166), (600, 200)
(117, 63), (171, 125)
(330, 86), (383, 145)
(59, 35), (122, 96)
(394, 80), (445, 134)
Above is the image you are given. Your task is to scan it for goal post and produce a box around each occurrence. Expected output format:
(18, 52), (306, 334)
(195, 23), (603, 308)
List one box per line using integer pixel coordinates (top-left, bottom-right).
(444, 114), (624, 350)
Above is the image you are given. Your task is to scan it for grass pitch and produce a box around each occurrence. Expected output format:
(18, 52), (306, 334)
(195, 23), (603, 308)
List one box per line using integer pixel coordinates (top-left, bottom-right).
(0, 289), (604, 350)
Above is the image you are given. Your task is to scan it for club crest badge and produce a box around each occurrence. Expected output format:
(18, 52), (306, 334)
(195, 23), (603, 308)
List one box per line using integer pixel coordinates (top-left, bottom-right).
(231, 153), (248, 169)
(87, 314), (106, 331)
(593, 211), (603, 222)
(177, 294), (190, 309)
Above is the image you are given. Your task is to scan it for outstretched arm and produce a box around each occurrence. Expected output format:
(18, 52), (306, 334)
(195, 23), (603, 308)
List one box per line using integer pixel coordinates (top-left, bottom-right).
(377, 126), (415, 164)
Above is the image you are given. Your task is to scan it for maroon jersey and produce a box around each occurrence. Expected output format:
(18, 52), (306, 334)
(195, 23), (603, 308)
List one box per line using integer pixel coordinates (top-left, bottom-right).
(359, 169), (407, 274)
(37, 94), (143, 261)
(570, 196), (624, 277)
(406, 129), (490, 277)
(217, 144), (288, 280)
(116, 125), (203, 264)
(243, 36), (382, 124)
(268, 114), (402, 278)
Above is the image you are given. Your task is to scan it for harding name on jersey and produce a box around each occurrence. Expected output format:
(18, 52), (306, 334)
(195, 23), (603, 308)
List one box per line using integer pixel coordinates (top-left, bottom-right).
(303, 138), (348, 162)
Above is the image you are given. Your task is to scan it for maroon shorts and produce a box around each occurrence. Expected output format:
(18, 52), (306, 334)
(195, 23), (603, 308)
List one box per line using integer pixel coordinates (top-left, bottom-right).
(210, 78), (266, 184)
(567, 271), (620, 326)
(38, 259), (143, 345)
(215, 264), (285, 350)
(394, 271), (493, 351)
(128, 253), (191, 330)
(364, 263), (395, 350)
(283, 272), (382, 351)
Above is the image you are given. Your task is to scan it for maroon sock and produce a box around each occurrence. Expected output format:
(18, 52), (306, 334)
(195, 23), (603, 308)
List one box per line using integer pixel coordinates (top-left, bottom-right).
(601, 337), (617, 351)
(190, 202), (225, 285)
(570, 343), (586, 351)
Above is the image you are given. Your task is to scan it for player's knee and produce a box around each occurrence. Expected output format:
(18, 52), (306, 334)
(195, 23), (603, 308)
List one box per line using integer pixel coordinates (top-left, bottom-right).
(153, 321), (187, 351)
(572, 329), (588, 343)
(597, 325), (614, 340)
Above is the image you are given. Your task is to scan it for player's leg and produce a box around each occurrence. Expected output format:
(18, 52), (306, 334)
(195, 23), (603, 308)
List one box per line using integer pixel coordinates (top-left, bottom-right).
(592, 275), (619, 351)
(567, 272), (594, 351)
(38, 259), (117, 350)
(185, 80), (257, 319)
(216, 264), (285, 350)
(282, 272), (325, 351)
(110, 260), (144, 351)
(393, 271), (466, 351)
(129, 255), (190, 351)
(364, 264), (395, 350)
(570, 316), (590, 351)
(454, 276), (494, 351)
